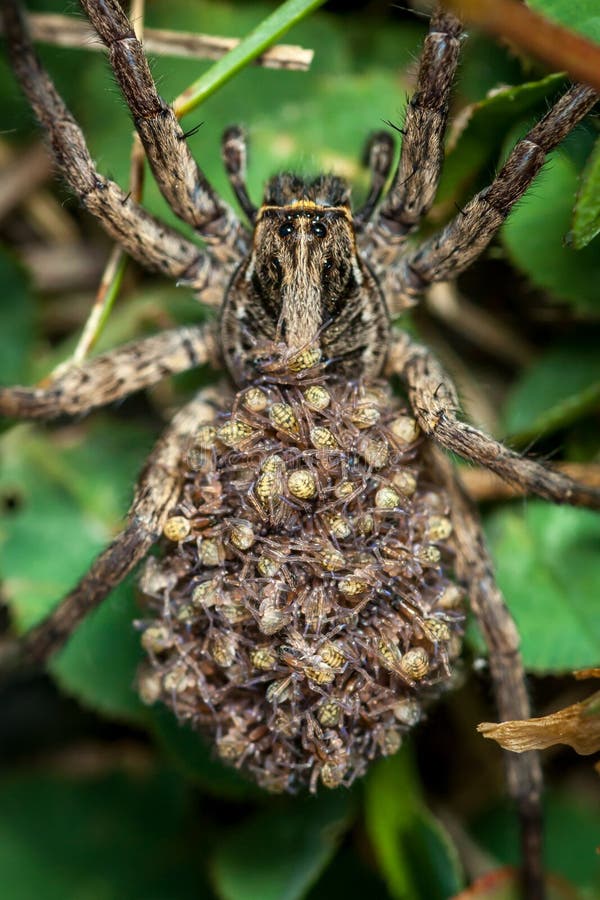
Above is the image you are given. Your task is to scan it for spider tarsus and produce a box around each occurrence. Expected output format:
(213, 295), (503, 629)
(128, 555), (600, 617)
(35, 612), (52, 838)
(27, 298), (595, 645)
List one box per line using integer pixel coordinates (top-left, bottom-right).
(355, 130), (396, 225)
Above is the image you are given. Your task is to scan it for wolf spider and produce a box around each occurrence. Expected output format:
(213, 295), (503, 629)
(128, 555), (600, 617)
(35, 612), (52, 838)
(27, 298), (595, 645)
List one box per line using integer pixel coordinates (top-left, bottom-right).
(1, 1), (598, 896)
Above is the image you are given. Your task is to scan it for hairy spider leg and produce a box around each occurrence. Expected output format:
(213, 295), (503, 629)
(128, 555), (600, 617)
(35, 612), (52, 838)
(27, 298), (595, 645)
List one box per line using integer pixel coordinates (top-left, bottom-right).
(18, 391), (219, 663)
(0, 325), (218, 420)
(0, 0), (227, 299)
(387, 83), (598, 307)
(387, 330), (600, 510)
(365, 10), (463, 261)
(80, 0), (246, 257)
(432, 449), (544, 900)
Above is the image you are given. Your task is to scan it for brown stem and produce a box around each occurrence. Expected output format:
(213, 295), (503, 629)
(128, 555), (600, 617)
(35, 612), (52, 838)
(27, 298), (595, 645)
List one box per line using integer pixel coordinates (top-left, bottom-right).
(4, 12), (313, 71)
(443, 0), (600, 92)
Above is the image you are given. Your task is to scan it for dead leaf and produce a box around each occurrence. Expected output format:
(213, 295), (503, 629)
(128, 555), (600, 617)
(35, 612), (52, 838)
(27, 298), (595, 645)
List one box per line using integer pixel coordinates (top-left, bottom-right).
(574, 667), (600, 680)
(450, 866), (580, 899)
(478, 691), (600, 755)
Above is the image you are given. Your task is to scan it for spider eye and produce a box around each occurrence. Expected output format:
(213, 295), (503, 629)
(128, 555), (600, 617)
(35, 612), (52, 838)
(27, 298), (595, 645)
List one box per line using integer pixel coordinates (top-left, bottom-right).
(278, 222), (294, 237)
(311, 221), (327, 237)
(322, 258), (333, 274)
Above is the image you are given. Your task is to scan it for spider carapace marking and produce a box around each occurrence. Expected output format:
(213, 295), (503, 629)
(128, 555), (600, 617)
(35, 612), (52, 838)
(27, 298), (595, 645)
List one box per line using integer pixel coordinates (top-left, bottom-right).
(2, 0), (599, 895)
(221, 178), (389, 385)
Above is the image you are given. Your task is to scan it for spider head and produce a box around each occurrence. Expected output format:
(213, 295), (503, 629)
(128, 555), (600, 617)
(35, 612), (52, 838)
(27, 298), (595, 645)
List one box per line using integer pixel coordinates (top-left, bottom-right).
(252, 200), (358, 342)
(220, 175), (390, 383)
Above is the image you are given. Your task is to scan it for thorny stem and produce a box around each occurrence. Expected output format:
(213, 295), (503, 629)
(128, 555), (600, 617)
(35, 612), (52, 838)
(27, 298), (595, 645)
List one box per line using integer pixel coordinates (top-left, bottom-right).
(442, 0), (600, 92)
(67, 0), (322, 364)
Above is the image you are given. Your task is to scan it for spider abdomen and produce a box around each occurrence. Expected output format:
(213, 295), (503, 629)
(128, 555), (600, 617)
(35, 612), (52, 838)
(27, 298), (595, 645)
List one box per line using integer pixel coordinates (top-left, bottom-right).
(138, 345), (464, 792)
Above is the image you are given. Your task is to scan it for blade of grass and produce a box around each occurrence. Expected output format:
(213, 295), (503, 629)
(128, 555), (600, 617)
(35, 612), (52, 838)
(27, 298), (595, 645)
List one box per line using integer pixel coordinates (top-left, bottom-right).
(71, 244), (128, 365)
(66, 1), (146, 367)
(508, 381), (600, 448)
(173, 0), (325, 117)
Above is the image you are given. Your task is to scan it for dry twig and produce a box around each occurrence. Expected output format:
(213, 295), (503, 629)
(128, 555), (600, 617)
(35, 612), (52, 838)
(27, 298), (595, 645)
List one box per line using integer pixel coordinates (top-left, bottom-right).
(0, 138), (77, 241)
(5, 12), (313, 71)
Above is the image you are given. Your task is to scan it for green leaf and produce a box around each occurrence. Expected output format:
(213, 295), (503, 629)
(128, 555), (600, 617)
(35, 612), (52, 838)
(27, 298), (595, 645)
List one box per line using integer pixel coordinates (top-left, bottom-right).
(0, 771), (207, 900)
(174, 0), (326, 117)
(472, 792), (600, 895)
(51, 577), (147, 724)
(0, 250), (35, 384)
(305, 846), (390, 899)
(571, 136), (600, 249)
(364, 751), (464, 900)
(365, 753), (416, 899)
(503, 341), (600, 441)
(250, 68), (406, 192)
(210, 792), (354, 900)
(485, 502), (600, 672)
(526, 1), (600, 43)
(0, 419), (155, 721)
(501, 148), (600, 309)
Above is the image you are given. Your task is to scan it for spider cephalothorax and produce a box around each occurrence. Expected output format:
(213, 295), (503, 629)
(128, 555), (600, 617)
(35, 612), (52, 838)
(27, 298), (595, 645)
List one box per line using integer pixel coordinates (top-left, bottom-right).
(2, 1), (599, 894)
(221, 179), (390, 383)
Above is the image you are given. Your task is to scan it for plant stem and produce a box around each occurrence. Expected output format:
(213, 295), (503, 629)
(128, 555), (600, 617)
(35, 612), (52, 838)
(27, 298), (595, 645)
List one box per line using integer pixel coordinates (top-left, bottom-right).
(174, 0), (324, 117)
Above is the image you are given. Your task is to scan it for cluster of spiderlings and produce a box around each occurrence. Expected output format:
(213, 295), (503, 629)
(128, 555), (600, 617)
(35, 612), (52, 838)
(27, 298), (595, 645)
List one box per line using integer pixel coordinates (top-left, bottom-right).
(137, 343), (465, 793)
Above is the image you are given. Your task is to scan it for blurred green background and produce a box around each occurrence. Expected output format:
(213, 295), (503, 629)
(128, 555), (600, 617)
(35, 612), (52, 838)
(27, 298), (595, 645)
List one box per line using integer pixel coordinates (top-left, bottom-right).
(0, 1), (599, 898)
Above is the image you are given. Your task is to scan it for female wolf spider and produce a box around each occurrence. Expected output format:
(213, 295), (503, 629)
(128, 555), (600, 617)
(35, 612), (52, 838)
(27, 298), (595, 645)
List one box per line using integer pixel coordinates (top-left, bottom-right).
(1, 0), (598, 896)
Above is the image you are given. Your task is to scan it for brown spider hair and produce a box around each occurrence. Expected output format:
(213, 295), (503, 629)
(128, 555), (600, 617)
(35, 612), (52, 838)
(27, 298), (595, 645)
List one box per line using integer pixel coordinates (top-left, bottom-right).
(1, 2), (598, 896)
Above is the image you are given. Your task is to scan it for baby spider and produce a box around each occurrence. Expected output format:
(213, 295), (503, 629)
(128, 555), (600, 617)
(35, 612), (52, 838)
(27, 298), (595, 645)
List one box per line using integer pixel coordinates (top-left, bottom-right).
(1, 2), (598, 898)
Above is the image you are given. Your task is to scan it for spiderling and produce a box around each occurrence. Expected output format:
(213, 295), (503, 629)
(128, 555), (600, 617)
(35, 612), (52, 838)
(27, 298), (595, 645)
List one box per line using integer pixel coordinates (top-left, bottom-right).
(137, 344), (464, 791)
